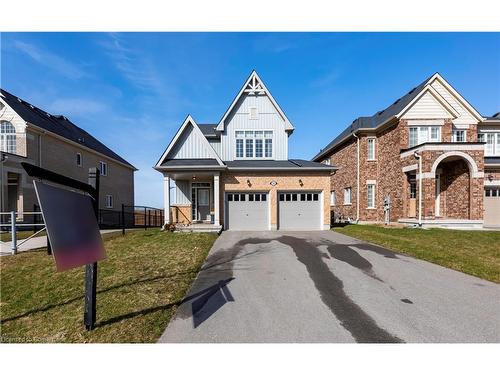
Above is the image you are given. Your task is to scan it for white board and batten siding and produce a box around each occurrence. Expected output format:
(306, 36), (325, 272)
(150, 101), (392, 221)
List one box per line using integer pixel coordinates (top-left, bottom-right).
(208, 139), (222, 156)
(219, 94), (289, 161)
(170, 180), (191, 205)
(169, 123), (215, 159)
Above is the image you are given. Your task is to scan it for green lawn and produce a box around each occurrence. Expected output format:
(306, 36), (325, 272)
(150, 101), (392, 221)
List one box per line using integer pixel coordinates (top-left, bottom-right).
(335, 225), (500, 283)
(0, 229), (217, 343)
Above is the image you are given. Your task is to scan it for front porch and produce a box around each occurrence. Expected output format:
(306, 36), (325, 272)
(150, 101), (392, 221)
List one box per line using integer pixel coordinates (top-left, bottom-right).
(400, 144), (485, 227)
(162, 169), (223, 233)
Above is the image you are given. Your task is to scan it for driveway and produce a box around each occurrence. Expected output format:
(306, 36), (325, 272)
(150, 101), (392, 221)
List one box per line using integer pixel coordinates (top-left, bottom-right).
(159, 231), (500, 343)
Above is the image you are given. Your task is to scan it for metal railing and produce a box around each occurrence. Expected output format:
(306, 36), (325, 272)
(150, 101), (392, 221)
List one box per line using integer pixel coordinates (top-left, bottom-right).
(1, 204), (164, 255)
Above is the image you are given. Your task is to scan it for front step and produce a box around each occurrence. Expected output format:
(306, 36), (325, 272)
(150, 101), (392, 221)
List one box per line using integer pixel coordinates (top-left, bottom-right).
(174, 225), (222, 234)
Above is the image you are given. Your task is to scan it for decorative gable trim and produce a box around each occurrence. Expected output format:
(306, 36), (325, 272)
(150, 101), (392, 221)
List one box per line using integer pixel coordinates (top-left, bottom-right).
(216, 70), (294, 132)
(397, 73), (485, 122)
(397, 84), (460, 119)
(155, 115), (224, 168)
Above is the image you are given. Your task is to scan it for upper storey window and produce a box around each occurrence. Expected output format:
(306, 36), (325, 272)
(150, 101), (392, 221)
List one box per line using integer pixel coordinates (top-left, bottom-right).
(479, 132), (500, 156)
(367, 138), (376, 160)
(453, 130), (466, 143)
(235, 130), (273, 159)
(0, 121), (16, 154)
(408, 126), (441, 148)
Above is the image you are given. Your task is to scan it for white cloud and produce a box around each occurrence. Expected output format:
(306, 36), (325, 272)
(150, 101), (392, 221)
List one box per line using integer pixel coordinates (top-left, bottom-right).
(14, 41), (89, 80)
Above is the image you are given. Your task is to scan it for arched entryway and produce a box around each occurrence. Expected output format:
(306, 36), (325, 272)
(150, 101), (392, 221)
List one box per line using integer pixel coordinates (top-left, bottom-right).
(430, 152), (479, 220)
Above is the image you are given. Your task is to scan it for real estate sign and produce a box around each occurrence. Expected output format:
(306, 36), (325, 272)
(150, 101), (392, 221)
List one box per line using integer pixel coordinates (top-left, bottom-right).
(34, 180), (106, 272)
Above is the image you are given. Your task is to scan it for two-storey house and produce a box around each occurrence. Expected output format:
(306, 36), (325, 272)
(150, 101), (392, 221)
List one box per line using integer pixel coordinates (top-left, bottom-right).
(155, 71), (336, 231)
(0, 89), (136, 221)
(313, 73), (500, 228)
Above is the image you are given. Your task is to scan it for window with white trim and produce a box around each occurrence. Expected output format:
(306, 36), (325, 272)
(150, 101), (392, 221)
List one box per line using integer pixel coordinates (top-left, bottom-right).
(0, 121), (16, 154)
(479, 132), (500, 156)
(409, 126), (441, 148)
(453, 130), (466, 143)
(323, 158), (331, 165)
(76, 153), (82, 167)
(367, 184), (375, 208)
(330, 191), (336, 205)
(367, 138), (376, 160)
(344, 187), (352, 205)
(235, 130), (273, 159)
(99, 161), (107, 176)
(105, 195), (113, 208)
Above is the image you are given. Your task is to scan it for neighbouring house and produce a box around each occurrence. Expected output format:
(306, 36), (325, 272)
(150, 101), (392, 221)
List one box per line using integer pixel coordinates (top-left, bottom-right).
(154, 71), (336, 231)
(312, 73), (500, 228)
(0, 89), (136, 222)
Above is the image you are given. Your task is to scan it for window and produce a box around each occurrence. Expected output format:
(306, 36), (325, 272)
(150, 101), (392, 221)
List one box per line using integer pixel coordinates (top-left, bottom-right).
(409, 177), (417, 199)
(344, 187), (352, 205)
(249, 106), (258, 120)
(367, 184), (375, 208)
(76, 153), (82, 167)
(105, 195), (113, 208)
(99, 161), (107, 176)
(409, 127), (418, 148)
(430, 127), (440, 141)
(255, 139), (263, 157)
(479, 133), (500, 156)
(0, 121), (16, 154)
(409, 126), (441, 147)
(245, 139), (254, 157)
(323, 158), (331, 165)
(330, 191), (336, 205)
(235, 130), (273, 159)
(453, 130), (466, 143)
(367, 138), (376, 160)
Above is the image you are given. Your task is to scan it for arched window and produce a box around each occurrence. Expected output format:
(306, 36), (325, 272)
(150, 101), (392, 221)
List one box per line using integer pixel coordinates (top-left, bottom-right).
(0, 121), (16, 154)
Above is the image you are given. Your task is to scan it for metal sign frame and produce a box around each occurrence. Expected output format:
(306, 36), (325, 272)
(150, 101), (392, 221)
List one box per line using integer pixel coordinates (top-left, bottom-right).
(21, 162), (100, 331)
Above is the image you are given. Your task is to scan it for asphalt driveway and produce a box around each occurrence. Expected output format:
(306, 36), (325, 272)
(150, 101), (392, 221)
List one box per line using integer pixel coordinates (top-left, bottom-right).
(159, 230), (500, 343)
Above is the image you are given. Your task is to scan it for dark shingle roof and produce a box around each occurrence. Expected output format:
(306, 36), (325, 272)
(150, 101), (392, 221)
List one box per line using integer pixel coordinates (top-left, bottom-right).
(485, 112), (500, 120)
(225, 159), (336, 170)
(312, 74), (434, 161)
(0, 88), (135, 169)
(160, 158), (221, 167)
(197, 124), (220, 138)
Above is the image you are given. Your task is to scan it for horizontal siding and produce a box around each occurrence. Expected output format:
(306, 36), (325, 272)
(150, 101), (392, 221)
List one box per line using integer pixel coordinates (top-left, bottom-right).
(220, 94), (288, 161)
(402, 91), (452, 119)
(170, 124), (214, 159)
(430, 80), (477, 123)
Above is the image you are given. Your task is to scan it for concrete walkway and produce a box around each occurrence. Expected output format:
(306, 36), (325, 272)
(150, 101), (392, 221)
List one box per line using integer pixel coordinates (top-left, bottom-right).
(160, 231), (500, 343)
(0, 229), (121, 256)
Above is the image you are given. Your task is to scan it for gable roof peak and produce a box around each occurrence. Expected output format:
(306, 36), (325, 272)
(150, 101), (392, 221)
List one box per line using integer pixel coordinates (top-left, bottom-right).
(216, 70), (294, 132)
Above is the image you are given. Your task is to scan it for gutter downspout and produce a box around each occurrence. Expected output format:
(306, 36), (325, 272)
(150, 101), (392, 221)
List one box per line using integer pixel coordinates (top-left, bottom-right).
(353, 132), (360, 223)
(414, 151), (423, 227)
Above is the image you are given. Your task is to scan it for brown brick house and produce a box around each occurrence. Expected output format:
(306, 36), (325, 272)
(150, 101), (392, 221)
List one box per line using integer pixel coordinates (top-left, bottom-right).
(154, 71), (336, 231)
(1, 89), (136, 221)
(313, 73), (500, 228)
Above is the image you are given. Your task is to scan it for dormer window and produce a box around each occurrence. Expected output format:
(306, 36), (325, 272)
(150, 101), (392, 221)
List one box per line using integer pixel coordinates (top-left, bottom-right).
(235, 130), (273, 159)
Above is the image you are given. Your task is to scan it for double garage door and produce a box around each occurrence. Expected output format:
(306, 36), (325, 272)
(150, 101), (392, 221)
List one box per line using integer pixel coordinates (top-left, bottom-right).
(225, 191), (321, 231)
(484, 187), (500, 228)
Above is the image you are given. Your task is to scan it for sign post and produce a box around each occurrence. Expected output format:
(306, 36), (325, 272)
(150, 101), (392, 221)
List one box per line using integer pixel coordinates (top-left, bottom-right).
(21, 162), (105, 332)
(84, 167), (100, 331)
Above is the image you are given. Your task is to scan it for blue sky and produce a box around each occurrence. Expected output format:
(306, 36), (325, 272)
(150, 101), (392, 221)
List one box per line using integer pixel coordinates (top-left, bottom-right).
(1, 32), (499, 207)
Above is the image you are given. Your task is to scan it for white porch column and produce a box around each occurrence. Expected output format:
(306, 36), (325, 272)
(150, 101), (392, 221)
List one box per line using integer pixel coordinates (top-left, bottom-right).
(214, 173), (220, 226)
(163, 175), (171, 226)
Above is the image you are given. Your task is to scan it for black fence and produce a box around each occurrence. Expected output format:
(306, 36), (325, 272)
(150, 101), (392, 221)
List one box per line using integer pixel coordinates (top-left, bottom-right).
(1, 204), (164, 232)
(98, 205), (164, 229)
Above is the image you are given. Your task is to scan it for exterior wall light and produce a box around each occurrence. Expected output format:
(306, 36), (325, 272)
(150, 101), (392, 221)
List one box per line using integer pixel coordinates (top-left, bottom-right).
(270, 180), (277, 186)
(299, 179), (304, 186)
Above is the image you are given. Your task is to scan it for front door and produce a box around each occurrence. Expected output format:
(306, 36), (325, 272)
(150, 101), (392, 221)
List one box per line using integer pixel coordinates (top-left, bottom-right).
(197, 188), (210, 221)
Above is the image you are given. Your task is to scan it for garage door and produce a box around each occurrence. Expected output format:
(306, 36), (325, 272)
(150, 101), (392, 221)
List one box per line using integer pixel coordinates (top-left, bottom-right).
(484, 187), (500, 228)
(225, 192), (269, 230)
(278, 191), (321, 230)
